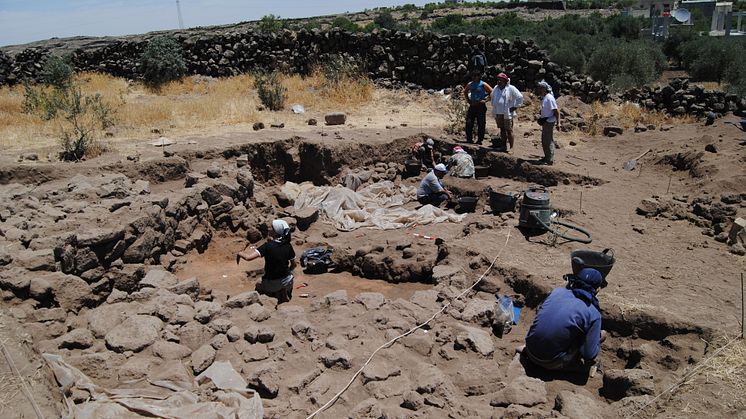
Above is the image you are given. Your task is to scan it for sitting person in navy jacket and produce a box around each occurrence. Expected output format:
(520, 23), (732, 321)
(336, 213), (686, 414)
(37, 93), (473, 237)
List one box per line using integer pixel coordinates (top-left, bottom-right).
(521, 268), (606, 373)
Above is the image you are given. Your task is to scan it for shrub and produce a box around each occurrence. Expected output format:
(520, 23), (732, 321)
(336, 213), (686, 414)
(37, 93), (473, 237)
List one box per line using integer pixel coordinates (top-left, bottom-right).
(605, 15), (641, 40)
(140, 37), (187, 88)
(54, 86), (112, 161)
(550, 45), (586, 73)
(255, 71), (287, 111)
(680, 37), (744, 83)
(40, 55), (74, 88)
(331, 17), (361, 32)
(444, 89), (467, 134)
(587, 41), (666, 85)
(724, 59), (746, 97)
(373, 11), (398, 30)
(259, 14), (285, 34)
(663, 27), (696, 67)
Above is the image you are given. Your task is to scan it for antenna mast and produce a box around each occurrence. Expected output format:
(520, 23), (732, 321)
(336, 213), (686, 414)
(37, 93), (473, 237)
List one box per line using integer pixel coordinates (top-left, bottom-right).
(176, 0), (184, 29)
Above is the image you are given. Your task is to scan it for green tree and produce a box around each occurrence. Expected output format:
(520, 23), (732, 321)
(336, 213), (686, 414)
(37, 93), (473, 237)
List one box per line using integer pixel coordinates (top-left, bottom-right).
(373, 11), (398, 30)
(259, 14), (285, 33)
(331, 16), (361, 32)
(140, 37), (187, 88)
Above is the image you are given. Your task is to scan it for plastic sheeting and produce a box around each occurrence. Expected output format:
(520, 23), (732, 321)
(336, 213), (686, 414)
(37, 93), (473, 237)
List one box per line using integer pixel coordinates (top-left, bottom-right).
(42, 354), (263, 419)
(283, 181), (466, 231)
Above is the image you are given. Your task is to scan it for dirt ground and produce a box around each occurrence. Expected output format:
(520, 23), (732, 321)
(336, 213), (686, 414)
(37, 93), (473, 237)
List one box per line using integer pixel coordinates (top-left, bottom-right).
(0, 90), (745, 418)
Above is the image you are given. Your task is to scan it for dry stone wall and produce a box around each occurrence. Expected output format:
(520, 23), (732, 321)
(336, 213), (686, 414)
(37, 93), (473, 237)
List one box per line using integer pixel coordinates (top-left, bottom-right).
(0, 28), (608, 102)
(623, 78), (746, 117)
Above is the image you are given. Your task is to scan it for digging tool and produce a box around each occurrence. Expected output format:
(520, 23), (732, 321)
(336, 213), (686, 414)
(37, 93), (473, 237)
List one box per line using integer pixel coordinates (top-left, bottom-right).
(623, 149), (651, 171)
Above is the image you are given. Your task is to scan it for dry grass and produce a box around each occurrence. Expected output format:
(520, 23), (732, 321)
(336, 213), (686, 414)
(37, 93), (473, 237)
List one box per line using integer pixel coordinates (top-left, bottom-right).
(583, 101), (697, 136)
(0, 70), (374, 153)
(699, 336), (746, 409)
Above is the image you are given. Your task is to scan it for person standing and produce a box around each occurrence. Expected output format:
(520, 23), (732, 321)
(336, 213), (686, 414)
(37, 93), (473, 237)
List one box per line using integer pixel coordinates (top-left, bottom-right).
(416, 163), (452, 207)
(491, 72), (524, 152)
(236, 219), (296, 303)
(469, 45), (488, 74)
(464, 71), (493, 145)
(520, 268), (606, 374)
(536, 80), (560, 165)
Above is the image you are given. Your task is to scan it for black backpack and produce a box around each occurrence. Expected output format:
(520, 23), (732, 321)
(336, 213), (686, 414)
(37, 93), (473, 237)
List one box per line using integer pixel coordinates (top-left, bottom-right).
(300, 247), (336, 275)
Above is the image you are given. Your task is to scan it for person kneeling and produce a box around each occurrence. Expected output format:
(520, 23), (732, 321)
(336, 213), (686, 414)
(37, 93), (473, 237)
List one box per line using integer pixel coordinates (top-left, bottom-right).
(522, 268), (606, 374)
(416, 163), (452, 207)
(236, 219), (296, 303)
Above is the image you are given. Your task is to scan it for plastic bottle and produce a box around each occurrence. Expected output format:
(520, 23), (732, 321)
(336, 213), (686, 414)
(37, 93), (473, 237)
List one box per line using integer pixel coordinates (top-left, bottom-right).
(495, 294), (514, 333)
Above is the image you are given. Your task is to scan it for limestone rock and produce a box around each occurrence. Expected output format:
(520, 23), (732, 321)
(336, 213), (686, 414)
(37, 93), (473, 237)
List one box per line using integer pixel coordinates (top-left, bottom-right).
(191, 344), (216, 374)
(246, 363), (280, 398)
(225, 291), (260, 308)
(140, 268), (179, 289)
(490, 376), (547, 407)
(242, 343), (270, 362)
(324, 290), (348, 306)
(460, 299), (495, 327)
(58, 328), (95, 349)
(361, 362), (401, 384)
(454, 326), (494, 357)
(324, 112), (347, 125)
(401, 390), (424, 411)
(603, 369), (655, 400)
(355, 292), (385, 310)
(152, 340), (192, 360)
(320, 350), (352, 369)
(105, 315), (163, 353)
(246, 303), (271, 322)
(168, 277), (200, 300)
(291, 321), (317, 341)
(294, 207), (319, 231)
(178, 321), (218, 351)
(244, 326), (275, 344)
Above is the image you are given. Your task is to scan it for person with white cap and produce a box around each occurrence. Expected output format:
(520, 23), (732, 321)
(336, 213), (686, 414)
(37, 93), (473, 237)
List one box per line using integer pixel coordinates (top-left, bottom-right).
(411, 138), (437, 170)
(236, 219), (296, 303)
(447, 146), (475, 178)
(491, 72), (523, 152)
(416, 163), (452, 207)
(536, 80), (561, 165)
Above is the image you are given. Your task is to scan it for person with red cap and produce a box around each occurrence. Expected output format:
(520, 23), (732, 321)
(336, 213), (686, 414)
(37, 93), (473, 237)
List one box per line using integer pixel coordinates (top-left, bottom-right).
(490, 72), (524, 152)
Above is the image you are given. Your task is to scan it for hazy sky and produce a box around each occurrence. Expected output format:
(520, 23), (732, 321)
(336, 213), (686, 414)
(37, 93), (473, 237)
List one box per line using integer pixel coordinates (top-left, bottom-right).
(0, 0), (431, 47)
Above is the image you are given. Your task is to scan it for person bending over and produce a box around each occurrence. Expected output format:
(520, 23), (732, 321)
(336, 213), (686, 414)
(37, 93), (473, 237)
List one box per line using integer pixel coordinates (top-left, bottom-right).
(416, 163), (452, 207)
(237, 219), (296, 303)
(521, 268), (606, 374)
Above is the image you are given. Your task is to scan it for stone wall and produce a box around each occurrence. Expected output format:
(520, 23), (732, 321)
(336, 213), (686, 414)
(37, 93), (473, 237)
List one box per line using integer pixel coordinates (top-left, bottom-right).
(0, 28), (608, 102)
(623, 78), (746, 117)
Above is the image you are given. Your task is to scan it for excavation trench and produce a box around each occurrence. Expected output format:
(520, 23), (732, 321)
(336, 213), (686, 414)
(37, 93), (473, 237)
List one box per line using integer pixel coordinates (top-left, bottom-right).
(0, 134), (710, 416)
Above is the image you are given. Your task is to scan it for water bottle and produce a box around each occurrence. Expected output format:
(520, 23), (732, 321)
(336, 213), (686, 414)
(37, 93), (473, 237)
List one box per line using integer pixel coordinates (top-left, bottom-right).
(495, 294), (514, 333)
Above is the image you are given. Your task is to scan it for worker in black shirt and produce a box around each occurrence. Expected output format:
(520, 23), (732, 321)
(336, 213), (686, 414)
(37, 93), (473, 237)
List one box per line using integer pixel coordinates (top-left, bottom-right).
(236, 219), (296, 303)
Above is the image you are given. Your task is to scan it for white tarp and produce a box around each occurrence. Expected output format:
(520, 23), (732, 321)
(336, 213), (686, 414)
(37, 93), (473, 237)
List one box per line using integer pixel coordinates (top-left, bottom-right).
(42, 354), (263, 419)
(283, 181), (466, 231)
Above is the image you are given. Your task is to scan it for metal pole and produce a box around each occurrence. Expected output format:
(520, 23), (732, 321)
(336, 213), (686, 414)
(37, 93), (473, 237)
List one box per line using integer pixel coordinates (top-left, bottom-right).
(176, 0), (184, 29)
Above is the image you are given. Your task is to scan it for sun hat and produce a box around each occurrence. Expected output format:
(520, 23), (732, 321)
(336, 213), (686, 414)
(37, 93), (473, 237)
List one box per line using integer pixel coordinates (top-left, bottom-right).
(271, 219), (290, 236)
(425, 138), (434, 148)
(434, 163), (448, 173)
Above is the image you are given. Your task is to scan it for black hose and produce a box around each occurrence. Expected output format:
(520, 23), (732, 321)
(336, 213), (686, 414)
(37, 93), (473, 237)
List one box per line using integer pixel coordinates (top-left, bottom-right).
(530, 212), (593, 244)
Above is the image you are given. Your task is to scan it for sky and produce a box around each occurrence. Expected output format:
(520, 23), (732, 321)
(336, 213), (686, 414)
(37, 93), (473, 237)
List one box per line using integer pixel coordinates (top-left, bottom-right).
(0, 0), (432, 47)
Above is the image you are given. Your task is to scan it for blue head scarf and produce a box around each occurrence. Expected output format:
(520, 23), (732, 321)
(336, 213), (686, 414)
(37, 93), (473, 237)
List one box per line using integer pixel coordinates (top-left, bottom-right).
(569, 268), (602, 310)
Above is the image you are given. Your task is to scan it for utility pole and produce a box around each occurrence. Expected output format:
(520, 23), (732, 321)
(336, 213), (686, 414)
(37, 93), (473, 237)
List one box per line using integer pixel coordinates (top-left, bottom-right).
(176, 0), (184, 29)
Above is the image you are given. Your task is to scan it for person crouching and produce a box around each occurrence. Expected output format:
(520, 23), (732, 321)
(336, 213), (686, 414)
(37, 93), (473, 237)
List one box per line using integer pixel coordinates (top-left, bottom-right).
(521, 268), (606, 374)
(416, 163), (452, 207)
(236, 219), (296, 303)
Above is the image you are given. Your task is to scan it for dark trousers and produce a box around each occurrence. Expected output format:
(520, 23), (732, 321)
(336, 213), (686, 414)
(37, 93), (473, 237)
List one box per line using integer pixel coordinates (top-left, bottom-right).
(466, 103), (487, 144)
(418, 192), (448, 207)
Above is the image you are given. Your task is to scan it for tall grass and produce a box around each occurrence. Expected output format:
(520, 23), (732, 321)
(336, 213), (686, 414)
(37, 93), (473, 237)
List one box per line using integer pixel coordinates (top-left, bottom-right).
(0, 70), (373, 152)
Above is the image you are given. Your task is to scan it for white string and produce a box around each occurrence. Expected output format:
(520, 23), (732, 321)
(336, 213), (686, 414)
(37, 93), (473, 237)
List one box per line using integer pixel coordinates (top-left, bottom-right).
(624, 336), (742, 419)
(1, 339), (45, 419)
(306, 229), (512, 418)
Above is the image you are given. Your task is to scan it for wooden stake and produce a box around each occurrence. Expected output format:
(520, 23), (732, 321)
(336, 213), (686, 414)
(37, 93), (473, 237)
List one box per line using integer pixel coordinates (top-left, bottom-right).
(666, 175), (672, 194)
(579, 191), (583, 213)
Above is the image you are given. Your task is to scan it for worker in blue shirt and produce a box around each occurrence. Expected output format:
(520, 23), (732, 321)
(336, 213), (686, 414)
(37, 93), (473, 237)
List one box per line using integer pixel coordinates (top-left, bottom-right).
(521, 268), (606, 373)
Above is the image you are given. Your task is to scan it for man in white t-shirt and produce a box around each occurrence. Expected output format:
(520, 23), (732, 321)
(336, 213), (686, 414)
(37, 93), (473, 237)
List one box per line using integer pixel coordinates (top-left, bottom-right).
(536, 81), (561, 165)
(490, 72), (523, 152)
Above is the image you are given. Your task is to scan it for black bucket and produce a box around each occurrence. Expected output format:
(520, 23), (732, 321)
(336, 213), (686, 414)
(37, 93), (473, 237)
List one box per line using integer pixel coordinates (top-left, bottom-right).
(404, 159), (421, 177)
(571, 248), (615, 280)
(489, 190), (516, 213)
(474, 165), (489, 178)
(458, 196), (478, 213)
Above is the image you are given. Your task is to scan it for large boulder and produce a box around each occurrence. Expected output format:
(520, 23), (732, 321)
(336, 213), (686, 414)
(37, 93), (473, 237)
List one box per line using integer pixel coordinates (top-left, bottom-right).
(490, 376), (547, 407)
(105, 315), (163, 353)
(454, 325), (494, 357)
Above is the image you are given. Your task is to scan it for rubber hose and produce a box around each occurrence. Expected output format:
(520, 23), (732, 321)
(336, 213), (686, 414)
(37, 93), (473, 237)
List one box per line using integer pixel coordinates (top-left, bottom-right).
(530, 212), (593, 244)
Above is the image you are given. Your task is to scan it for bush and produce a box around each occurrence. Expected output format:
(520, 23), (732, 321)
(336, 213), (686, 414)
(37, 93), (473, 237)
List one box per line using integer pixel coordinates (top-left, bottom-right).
(680, 37), (744, 83)
(373, 11), (398, 30)
(550, 45), (586, 73)
(724, 59), (746, 97)
(40, 55), (74, 88)
(259, 14), (286, 34)
(23, 83), (66, 119)
(587, 41), (666, 85)
(140, 37), (187, 88)
(255, 72), (287, 111)
(331, 17), (361, 32)
(605, 15), (641, 40)
(444, 90), (467, 134)
(663, 27), (696, 67)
